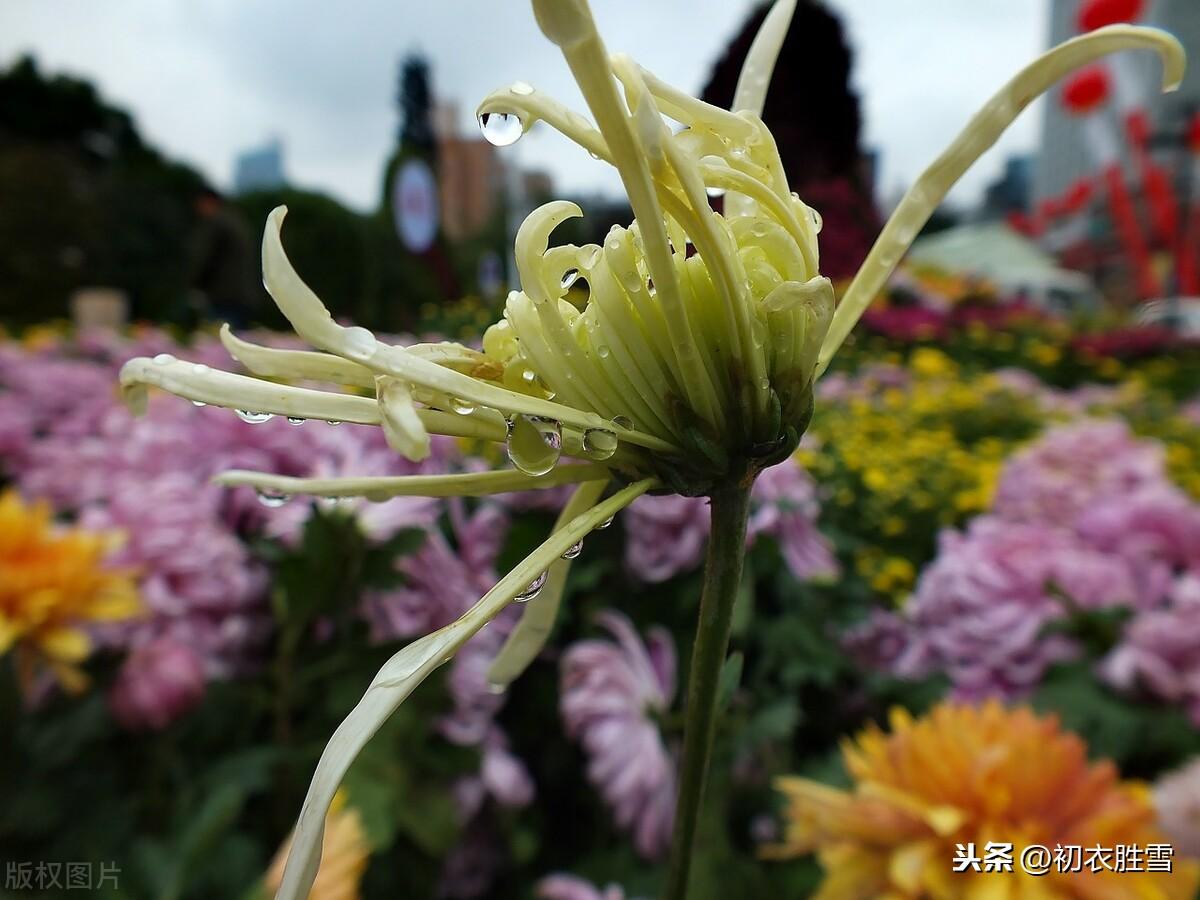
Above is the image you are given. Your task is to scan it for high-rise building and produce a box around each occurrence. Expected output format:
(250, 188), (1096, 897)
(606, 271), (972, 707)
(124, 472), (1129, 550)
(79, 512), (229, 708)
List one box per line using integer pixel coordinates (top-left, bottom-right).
(1034, 0), (1199, 203)
(233, 138), (286, 193)
(432, 101), (508, 242)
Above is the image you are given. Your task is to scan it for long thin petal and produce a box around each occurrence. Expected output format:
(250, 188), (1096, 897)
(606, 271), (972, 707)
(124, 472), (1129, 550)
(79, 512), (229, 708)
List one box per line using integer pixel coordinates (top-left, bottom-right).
(220, 325), (377, 388)
(375, 376), (431, 461)
(119, 356), (509, 442)
(214, 464), (612, 499)
(816, 24), (1185, 376)
(732, 0), (797, 117)
(486, 479), (608, 687)
(274, 478), (657, 900)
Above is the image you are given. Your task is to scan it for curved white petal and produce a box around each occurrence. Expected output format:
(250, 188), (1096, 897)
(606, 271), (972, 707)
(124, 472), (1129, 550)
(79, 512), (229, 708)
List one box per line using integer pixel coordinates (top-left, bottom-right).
(274, 478), (657, 900)
(486, 479), (607, 687)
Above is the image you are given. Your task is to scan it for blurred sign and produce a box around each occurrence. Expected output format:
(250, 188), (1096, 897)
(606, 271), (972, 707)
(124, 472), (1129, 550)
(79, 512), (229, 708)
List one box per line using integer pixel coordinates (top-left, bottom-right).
(392, 159), (439, 253)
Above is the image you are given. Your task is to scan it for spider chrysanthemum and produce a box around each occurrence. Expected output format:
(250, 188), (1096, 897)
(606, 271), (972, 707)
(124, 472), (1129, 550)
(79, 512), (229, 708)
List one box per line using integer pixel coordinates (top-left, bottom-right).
(116, 1), (1182, 895)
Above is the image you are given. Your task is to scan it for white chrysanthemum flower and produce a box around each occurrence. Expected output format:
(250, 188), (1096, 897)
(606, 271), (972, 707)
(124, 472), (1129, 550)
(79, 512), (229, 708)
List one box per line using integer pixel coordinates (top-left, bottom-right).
(117, 0), (1182, 896)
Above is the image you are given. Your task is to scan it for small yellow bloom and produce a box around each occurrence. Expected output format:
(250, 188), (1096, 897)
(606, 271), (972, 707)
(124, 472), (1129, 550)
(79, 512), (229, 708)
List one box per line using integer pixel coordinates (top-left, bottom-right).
(909, 347), (955, 380)
(767, 702), (1199, 899)
(265, 790), (369, 900)
(0, 491), (139, 692)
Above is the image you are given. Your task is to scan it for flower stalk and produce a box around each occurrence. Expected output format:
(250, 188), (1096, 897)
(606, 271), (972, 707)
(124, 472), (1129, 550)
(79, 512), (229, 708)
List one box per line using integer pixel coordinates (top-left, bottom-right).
(665, 480), (754, 900)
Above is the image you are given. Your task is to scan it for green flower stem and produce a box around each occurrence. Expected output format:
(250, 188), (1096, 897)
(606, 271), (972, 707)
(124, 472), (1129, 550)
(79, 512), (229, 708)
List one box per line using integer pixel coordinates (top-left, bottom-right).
(664, 480), (753, 900)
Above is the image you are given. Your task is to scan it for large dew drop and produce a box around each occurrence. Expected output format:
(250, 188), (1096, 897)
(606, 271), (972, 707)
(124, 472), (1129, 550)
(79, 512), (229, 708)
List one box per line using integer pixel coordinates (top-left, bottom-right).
(236, 409), (274, 424)
(478, 111), (523, 147)
(582, 427), (618, 461)
(514, 570), (548, 603)
(506, 414), (562, 476)
(561, 540), (583, 560)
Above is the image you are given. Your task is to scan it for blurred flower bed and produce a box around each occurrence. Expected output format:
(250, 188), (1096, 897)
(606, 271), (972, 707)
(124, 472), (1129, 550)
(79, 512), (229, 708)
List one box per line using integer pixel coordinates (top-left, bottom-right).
(2, 282), (1200, 897)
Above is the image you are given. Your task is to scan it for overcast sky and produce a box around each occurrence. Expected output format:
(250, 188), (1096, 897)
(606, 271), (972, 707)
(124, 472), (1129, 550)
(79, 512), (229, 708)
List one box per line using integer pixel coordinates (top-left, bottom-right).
(3, 0), (1049, 212)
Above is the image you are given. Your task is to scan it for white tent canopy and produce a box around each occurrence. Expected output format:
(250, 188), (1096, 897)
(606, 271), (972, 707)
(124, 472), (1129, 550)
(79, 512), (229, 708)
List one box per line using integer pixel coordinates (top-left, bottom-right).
(907, 222), (1096, 314)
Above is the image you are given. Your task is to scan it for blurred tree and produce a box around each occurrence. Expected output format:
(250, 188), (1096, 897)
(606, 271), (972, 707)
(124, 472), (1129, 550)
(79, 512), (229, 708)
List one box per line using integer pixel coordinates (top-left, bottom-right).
(233, 188), (373, 330)
(0, 56), (206, 325)
(701, 2), (881, 281)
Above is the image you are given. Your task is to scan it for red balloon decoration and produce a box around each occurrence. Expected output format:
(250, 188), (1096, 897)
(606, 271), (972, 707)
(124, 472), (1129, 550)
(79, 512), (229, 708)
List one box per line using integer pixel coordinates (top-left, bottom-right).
(1077, 0), (1145, 31)
(1061, 67), (1110, 115)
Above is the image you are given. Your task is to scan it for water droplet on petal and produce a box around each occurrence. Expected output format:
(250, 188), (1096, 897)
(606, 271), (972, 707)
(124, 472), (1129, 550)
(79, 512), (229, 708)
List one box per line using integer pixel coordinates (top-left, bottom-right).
(327, 420), (342, 427)
(562, 540), (583, 560)
(809, 208), (823, 233)
(192, 400), (207, 408)
(561, 268), (580, 289)
(514, 569), (548, 602)
(596, 344), (611, 359)
(450, 397), (476, 415)
(581, 246), (601, 268)
(510, 81), (534, 96)
(706, 184), (726, 199)
(153, 353), (175, 365)
(582, 427), (618, 460)
(758, 376), (770, 391)
(478, 111), (523, 147)
(236, 409), (274, 424)
(611, 415), (633, 431)
(256, 489), (290, 508)
(341, 326), (376, 362)
(589, 150), (602, 160)
(506, 414), (562, 476)
(287, 416), (305, 426)
(596, 515), (615, 530)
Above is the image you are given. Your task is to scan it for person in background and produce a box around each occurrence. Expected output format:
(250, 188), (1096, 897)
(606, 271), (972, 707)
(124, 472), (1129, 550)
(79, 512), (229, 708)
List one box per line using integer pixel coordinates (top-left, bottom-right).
(702, 1), (882, 281)
(188, 187), (258, 328)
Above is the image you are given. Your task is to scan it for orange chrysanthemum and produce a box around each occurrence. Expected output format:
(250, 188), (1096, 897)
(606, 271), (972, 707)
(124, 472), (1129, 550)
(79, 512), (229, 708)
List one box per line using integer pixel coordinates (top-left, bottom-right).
(767, 702), (1199, 899)
(0, 490), (140, 691)
(265, 790), (370, 900)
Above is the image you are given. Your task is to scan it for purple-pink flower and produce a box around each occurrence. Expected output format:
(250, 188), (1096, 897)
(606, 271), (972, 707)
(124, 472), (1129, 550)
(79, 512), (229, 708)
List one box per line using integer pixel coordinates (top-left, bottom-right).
(536, 875), (627, 900)
(1154, 756), (1200, 858)
(81, 472), (271, 678)
(108, 636), (207, 731)
(887, 516), (1145, 699)
(624, 458), (836, 584)
(1102, 575), (1200, 723)
(560, 610), (676, 859)
(992, 419), (1165, 528)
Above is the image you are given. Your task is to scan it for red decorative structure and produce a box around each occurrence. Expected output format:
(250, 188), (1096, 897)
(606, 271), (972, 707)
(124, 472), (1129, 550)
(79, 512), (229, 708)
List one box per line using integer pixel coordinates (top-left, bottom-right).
(1061, 66), (1159, 298)
(1179, 113), (1200, 295)
(1076, 0), (1179, 250)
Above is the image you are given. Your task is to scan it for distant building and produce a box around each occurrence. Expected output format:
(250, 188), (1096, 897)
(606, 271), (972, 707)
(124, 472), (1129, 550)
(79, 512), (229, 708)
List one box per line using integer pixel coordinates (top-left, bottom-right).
(432, 101), (508, 241)
(233, 139), (286, 193)
(1034, 0), (1199, 203)
(982, 155), (1033, 219)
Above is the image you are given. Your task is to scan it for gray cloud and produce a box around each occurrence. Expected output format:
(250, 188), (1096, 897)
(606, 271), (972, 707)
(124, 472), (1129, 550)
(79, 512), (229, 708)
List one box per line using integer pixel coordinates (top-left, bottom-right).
(3, 0), (1048, 213)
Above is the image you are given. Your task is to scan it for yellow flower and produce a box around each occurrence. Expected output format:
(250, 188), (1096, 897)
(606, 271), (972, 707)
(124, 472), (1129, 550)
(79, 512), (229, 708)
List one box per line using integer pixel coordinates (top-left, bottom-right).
(265, 790), (369, 900)
(909, 347), (956, 380)
(767, 702), (1199, 899)
(111, 0), (1183, 893)
(0, 491), (139, 692)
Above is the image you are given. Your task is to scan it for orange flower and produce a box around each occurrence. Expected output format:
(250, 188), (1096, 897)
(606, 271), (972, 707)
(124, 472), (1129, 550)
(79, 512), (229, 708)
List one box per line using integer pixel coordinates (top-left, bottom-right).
(265, 790), (370, 900)
(767, 702), (1199, 899)
(0, 490), (139, 691)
